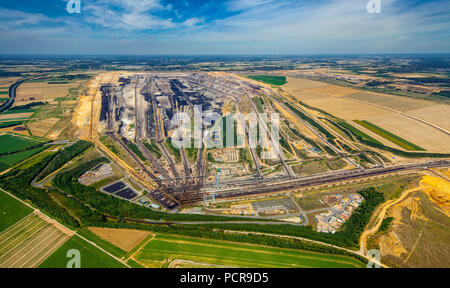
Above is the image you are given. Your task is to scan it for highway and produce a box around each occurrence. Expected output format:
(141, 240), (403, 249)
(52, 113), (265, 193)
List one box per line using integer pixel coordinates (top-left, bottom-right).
(0, 78), (26, 113)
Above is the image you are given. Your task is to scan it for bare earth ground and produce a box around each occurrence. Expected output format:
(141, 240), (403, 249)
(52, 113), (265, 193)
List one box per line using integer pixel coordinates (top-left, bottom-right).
(89, 227), (151, 252)
(368, 175), (450, 268)
(307, 85), (359, 97)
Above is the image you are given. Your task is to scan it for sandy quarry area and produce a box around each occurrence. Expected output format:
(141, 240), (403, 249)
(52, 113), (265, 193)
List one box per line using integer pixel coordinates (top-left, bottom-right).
(375, 176), (450, 268)
(72, 73), (118, 140)
(89, 227), (151, 252)
(421, 176), (450, 216)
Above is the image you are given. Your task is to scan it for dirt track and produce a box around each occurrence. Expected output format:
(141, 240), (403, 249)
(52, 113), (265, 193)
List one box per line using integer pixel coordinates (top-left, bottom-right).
(359, 187), (422, 255)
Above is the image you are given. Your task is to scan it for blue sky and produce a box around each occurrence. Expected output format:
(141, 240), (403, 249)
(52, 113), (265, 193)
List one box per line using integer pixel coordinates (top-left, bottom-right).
(0, 0), (449, 54)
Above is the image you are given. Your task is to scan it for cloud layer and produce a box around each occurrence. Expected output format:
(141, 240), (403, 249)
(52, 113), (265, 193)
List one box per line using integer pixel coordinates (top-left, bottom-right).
(0, 0), (448, 54)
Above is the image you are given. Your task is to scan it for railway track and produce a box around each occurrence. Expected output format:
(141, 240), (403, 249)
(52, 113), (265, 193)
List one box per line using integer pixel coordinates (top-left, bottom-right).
(168, 160), (450, 206)
(107, 133), (165, 188)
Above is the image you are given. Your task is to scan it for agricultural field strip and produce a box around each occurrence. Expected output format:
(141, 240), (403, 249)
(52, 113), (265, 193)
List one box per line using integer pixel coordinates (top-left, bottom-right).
(127, 234), (156, 262)
(2, 133), (44, 144)
(219, 230), (385, 267)
(0, 209), (33, 235)
(0, 148), (51, 176)
(143, 240), (339, 264)
(23, 235), (69, 268)
(354, 120), (425, 151)
(0, 215), (43, 247)
(11, 231), (68, 268)
(0, 220), (50, 258)
(0, 147), (47, 168)
(340, 94), (450, 136)
(141, 248), (315, 268)
(4, 226), (60, 262)
(0, 188), (131, 268)
(2, 227), (66, 268)
(137, 235), (362, 268)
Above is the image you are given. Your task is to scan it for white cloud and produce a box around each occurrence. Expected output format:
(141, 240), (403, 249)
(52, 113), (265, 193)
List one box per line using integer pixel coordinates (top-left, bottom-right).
(0, 0), (449, 54)
(84, 0), (175, 30)
(0, 8), (51, 29)
(182, 17), (205, 27)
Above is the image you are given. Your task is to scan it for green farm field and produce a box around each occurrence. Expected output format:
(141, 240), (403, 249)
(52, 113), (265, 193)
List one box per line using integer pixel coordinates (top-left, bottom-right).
(247, 75), (287, 86)
(133, 234), (365, 268)
(0, 189), (33, 232)
(39, 236), (127, 268)
(354, 120), (425, 151)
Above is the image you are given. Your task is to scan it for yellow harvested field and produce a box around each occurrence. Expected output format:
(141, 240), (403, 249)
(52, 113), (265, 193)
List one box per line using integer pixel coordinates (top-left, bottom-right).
(282, 77), (450, 153)
(343, 92), (437, 112)
(284, 77), (328, 92)
(408, 105), (450, 132)
(73, 93), (93, 139)
(0, 77), (20, 88)
(0, 113), (33, 121)
(27, 118), (60, 137)
(421, 176), (450, 216)
(304, 96), (393, 119)
(89, 227), (151, 252)
(367, 114), (450, 152)
(439, 169), (450, 178)
(306, 85), (358, 97)
(15, 82), (80, 104)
